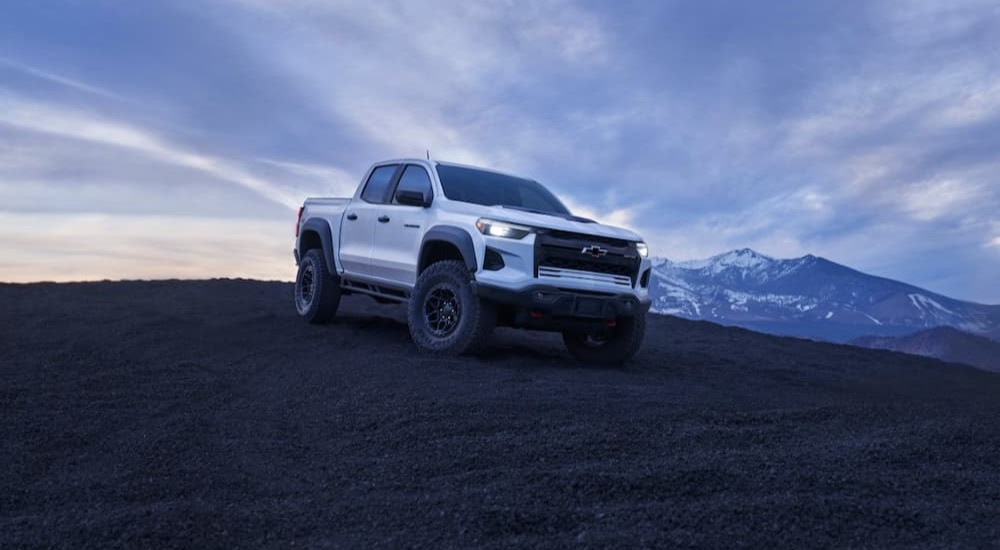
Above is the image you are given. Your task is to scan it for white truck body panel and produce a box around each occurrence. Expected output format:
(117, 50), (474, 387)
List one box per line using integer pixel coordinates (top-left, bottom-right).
(296, 158), (651, 303)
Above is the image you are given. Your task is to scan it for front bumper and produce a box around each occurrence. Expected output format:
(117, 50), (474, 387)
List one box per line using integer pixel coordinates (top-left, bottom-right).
(476, 282), (651, 322)
(474, 232), (652, 301)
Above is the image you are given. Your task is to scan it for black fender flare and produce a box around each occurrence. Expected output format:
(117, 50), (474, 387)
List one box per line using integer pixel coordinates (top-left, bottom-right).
(299, 218), (338, 275)
(419, 225), (478, 273)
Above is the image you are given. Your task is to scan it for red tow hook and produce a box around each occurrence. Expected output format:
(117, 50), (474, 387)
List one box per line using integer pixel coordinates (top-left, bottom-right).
(529, 311), (544, 320)
(606, 320), (617, 328)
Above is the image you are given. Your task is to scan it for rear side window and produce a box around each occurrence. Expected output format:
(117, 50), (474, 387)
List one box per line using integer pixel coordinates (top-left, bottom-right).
(361, 165), (398, 203)
(393, 165), (433, 203)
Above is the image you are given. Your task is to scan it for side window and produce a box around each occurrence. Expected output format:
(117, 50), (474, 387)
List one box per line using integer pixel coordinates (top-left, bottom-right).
(361, 165), (398, 203)
(393, 165), (433, 204)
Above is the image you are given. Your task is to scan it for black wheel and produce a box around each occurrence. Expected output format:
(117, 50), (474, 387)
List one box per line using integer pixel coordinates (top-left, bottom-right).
(562, 313), (646, 364)
(294, 249), (341, 324)
(408, 260), (495, 355)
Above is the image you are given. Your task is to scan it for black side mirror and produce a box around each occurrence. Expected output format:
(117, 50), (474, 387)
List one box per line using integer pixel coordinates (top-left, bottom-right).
(396, 189), (431, 207)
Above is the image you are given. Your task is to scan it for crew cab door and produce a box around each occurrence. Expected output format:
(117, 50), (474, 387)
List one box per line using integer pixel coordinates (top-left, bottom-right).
(338, 164), (399, 276)
(371, 164), (434, 286)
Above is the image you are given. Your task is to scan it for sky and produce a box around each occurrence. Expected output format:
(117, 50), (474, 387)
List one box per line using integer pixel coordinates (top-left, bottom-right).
(1, 1), (999, 303)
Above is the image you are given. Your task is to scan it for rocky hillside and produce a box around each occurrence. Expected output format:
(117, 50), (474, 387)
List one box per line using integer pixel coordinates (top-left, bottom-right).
(3, 280), (1000, 547)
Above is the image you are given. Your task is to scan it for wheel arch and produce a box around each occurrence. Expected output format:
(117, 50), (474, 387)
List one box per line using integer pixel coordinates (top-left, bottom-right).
(418, 226), (478, 274)
(298, 218), (338, 275)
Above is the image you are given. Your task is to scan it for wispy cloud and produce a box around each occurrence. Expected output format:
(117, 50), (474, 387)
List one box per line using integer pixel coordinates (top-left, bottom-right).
(0, 94), (302, 209)
(0, 57), (125, 101)
(901, 178), (986, 222)
(208, 0), (614, 173)
(254, 158), (358, 197)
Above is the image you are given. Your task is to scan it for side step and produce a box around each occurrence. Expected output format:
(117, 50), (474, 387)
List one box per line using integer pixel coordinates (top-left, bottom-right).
(341, 278), (409, 303)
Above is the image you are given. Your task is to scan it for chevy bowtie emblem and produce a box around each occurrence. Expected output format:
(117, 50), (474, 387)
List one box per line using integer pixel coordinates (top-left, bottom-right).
(581, 245), (608, 258)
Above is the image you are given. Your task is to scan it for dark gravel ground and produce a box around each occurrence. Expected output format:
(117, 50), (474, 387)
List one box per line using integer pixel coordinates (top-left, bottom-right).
(2, 279), (1000, 548)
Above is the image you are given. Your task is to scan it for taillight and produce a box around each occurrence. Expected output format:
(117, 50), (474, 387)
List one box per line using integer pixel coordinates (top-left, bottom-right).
(295, 206), (303, 237)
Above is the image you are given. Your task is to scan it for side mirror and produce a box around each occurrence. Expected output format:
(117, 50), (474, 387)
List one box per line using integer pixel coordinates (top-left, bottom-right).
(396, 189), (431, 207)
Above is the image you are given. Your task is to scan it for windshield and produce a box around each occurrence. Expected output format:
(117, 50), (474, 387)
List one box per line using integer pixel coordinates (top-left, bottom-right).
(435, 164), (571, 216)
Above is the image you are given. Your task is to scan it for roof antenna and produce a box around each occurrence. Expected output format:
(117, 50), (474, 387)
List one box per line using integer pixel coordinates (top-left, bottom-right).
(426, 149), (430, 160)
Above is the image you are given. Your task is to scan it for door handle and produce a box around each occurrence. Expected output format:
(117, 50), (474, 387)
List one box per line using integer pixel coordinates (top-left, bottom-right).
(378, 215), (390, 223)
(346, 213), (358, 221)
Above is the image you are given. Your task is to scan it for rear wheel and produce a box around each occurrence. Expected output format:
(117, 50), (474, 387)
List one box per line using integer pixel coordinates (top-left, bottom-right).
(562, 313), (646, 364)
(294, 249), (340, 324)
(408, 260), (495, 355)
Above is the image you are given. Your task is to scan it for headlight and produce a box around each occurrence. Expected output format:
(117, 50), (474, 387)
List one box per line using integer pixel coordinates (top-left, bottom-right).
(635, 242), (648, 258)
(475, 218), (533, 239)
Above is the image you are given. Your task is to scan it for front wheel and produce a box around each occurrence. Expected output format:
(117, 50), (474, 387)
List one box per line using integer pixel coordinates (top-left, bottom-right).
(562, 314), (646, 364)
(408, 260), (495, 355)
(294, 249), (341, 324)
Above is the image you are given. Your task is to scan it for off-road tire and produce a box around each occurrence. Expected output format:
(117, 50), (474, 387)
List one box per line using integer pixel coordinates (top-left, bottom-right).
(562, 313), (646, 364)
(408, 260), (495, 355)
(294, 249), (341, 324)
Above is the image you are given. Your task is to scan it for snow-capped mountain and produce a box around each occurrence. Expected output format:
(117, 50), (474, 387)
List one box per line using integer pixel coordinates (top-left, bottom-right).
(649, 248), (1000, 342)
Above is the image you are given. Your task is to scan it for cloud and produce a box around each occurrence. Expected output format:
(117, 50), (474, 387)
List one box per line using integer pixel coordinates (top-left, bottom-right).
(0, 94), (304, 209)
(0, 57), (125, 101)
(988, 223), (1000, 249)
(207, 0), (614, 171)
(254, 158), (359, 198)
(559, 196), (635, 228)
(901, 178), (986, 222)
(931, 78), (1000, 128)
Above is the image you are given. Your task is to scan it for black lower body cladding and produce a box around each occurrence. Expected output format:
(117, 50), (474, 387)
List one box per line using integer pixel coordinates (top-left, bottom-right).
(476, 283), (650, 324)
(477, 282), (648, 363)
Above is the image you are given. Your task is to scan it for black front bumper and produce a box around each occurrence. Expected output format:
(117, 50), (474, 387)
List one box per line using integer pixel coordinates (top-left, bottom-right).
(476, 283), (650, 323)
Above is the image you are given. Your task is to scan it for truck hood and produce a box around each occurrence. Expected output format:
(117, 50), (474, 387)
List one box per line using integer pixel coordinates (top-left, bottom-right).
(483, 205), (643, 242)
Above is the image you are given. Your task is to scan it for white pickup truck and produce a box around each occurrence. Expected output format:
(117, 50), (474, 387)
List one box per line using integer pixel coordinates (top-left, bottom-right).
(293, 159), (652, 363)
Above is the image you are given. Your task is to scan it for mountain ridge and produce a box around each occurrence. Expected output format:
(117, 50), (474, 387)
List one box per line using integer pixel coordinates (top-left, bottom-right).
(649, 248), (1000, 343)
(852, 326), (1000, 373)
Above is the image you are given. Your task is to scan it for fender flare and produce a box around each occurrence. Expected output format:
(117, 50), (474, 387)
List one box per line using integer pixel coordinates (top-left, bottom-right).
(299, 218), (338, 275)
(419, 225), (478, 273)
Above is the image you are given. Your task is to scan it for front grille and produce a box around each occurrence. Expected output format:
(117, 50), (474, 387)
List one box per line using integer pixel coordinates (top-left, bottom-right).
(534, 231), (640, 286)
